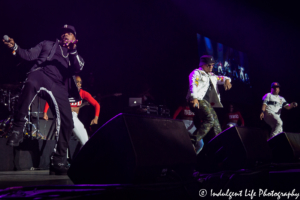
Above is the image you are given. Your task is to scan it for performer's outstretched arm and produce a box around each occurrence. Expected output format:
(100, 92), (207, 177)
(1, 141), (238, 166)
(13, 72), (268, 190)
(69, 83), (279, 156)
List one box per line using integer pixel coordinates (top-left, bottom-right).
(43, 102), (50, 121)
(3, 37), (42, 60)
(284, 102), (298, 110)
(216, 76), (232, 90)
(16, 42), (43, 61)
(81, 90), (100, 125)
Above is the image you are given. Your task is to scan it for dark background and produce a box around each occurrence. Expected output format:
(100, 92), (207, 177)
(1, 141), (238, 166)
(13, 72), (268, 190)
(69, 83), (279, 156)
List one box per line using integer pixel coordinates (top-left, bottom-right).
(0, 0), (299, 132)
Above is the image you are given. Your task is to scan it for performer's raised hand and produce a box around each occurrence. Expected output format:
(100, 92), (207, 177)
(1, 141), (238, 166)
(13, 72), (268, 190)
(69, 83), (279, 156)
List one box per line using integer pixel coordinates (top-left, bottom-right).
(43, 113), (49, 121)
(2, 37), (15, 48)
(224, 79), (232, 91)
(63, 39), (78, 50)
(291, 102), (298, 108)
(90, 116), (98, 125)
(192, 99), (199, 109)
(61, 32), (77, 50)
(260, 112), (264, 120)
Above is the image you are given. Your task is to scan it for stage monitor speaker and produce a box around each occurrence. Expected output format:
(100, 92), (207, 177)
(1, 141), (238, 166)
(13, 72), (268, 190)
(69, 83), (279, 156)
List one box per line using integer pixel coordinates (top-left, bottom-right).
(68, 113), (196, 184)
(197, 126), (272, 172)
(268, 132), (300, 162)
(0, 138), (14, 171)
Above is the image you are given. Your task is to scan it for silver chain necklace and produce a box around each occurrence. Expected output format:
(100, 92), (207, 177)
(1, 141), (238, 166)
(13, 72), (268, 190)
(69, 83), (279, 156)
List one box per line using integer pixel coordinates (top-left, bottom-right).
(59, 45), (69, 58)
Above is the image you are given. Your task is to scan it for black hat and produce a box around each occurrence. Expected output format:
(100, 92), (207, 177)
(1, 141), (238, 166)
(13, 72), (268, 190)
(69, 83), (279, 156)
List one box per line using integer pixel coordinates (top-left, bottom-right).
(61, 24), (76, 36)
(271, 82), (280, 88)
(199, 55), (216, 67)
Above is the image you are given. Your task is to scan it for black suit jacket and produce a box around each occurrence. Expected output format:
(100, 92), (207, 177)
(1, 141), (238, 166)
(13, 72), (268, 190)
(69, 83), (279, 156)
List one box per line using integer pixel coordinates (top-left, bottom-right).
(16, 39), (84, 102)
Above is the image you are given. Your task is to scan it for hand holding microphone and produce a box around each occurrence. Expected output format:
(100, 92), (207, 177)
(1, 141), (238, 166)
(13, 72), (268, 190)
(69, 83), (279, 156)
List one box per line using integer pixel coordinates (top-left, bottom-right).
(2, 35), (15, 49)
(62, 39), (78, 50)
(193, 99), (199, 109)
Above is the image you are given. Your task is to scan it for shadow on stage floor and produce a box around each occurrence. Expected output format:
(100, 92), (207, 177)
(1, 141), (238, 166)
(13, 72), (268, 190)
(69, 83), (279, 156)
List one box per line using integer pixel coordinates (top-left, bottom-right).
(0, 170), (73, 189)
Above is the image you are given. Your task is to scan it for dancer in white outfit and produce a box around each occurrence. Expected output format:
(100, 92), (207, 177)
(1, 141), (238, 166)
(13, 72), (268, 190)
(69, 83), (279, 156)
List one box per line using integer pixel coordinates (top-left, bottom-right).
(44, 76), (100, 146)
(260, 82), (297, 137)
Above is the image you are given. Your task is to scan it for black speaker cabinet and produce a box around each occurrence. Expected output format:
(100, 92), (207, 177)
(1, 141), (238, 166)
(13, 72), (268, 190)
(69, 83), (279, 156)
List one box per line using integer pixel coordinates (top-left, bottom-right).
(197, 126), (272, 172)
(0, 138), (14, 171)
(68, 113), (196, 184)
(268, 132), (300, 162)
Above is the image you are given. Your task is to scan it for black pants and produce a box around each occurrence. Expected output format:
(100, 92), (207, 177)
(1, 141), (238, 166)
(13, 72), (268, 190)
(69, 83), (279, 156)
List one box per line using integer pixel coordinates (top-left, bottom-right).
(13, 70), (74, 157)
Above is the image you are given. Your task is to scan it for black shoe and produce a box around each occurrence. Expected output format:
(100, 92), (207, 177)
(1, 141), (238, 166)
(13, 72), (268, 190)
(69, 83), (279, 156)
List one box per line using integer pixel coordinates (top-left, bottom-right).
(49, 154), (68, 175)
(6, 130), (23, 146)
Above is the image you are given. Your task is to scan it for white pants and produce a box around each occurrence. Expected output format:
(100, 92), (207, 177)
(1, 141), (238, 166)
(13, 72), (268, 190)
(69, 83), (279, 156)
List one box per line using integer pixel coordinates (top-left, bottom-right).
(72, 112), (89, 146)
(264, 112), (283, 137)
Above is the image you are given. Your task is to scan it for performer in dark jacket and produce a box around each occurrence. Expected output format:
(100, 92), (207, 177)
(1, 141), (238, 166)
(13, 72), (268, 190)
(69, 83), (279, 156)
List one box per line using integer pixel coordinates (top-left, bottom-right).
(2, 25), (84, 175)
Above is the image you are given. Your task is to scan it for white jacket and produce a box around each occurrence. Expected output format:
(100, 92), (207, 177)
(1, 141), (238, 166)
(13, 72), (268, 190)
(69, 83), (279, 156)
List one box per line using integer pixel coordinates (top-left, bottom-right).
(186, 68), (231, 108)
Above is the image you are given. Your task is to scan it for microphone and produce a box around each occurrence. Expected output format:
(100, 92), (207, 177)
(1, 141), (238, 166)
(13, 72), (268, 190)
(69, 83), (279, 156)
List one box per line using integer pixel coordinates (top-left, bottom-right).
(3, 35), (9, 42)
(3, 35), (17, 55)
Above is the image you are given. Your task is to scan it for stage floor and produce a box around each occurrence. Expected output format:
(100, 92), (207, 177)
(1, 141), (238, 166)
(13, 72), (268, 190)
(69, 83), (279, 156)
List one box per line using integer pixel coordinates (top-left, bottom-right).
(0, 170), (73, 189)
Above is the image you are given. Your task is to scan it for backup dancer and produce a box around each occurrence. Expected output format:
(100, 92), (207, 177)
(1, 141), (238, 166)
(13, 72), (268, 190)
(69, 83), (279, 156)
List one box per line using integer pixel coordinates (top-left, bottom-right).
(44, 76), (100, 146)
(260, 82), (297, 137)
